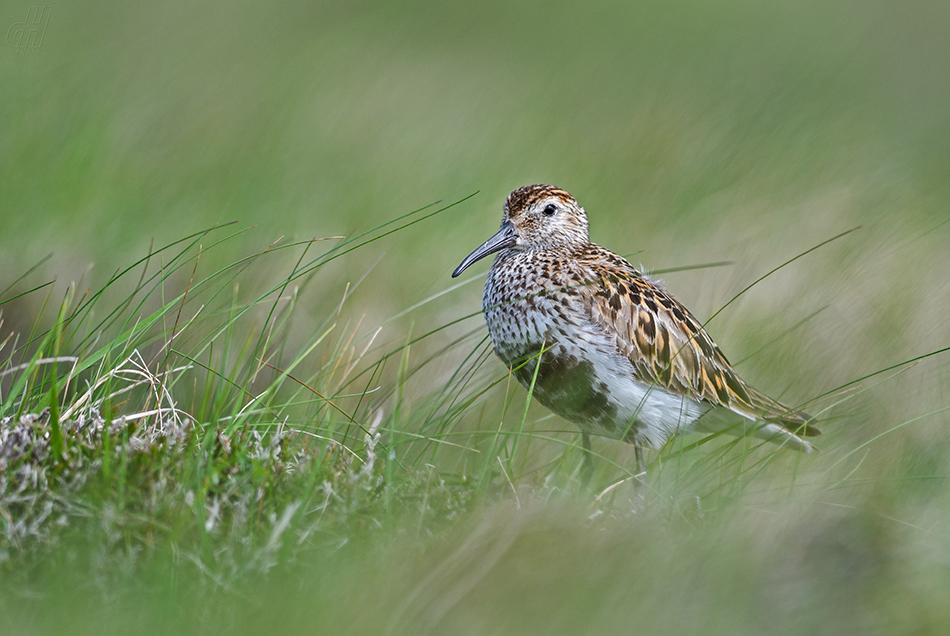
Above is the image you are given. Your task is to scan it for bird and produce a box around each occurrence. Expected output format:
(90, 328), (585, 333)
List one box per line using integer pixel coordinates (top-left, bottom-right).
(452, 184), (818, 481)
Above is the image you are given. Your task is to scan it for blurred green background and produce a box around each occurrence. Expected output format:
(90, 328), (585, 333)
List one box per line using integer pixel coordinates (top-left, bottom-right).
(3, 0), (950, 633)
(4, 0), (948, 297)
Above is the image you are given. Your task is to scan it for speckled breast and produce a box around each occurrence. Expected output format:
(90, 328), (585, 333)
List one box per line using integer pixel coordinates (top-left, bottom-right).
(482, 249), (622, 432)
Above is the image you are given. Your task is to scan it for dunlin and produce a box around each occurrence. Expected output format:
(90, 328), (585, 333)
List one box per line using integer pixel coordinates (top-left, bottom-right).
(452, 185), (818, 478)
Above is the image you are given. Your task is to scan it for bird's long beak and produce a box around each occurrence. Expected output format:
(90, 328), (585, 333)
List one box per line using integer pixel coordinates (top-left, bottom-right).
(451, 221), (517, 278)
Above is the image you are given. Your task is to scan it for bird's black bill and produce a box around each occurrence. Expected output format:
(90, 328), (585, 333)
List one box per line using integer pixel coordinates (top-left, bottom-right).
(451, 222), (517, 277)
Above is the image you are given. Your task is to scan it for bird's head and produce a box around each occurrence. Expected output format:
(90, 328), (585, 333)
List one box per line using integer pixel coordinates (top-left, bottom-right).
(452, 185), (590, 277)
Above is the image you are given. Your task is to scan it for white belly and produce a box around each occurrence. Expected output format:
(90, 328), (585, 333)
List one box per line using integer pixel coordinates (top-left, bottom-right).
(489, 304), (719, 448)
(569, 344), (712, 448)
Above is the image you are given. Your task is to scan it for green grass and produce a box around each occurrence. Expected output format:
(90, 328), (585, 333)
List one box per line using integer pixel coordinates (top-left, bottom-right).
(2, 209), (949, 635)
(3, 0), (950, 633)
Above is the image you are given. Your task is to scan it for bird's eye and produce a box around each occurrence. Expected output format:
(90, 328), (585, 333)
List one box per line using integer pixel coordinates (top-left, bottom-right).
(542, 204), (557, 216)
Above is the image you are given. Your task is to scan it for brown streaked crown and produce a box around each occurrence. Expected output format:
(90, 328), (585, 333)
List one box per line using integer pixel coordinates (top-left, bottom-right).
(500, 184), (591, 251)
(505, 184), (576, 216)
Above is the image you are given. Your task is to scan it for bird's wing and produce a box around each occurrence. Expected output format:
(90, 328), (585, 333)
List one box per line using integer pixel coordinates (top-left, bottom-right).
(576, 249), (818, 435)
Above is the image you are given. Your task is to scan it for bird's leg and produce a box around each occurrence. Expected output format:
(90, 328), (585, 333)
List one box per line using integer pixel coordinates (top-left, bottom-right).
(580, 432), (594, 488)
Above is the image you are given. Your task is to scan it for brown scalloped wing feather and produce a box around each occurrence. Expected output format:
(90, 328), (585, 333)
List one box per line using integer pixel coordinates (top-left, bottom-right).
(578, 247), (819, 438)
